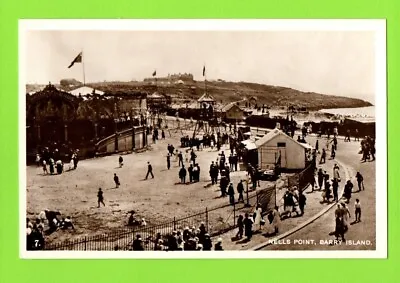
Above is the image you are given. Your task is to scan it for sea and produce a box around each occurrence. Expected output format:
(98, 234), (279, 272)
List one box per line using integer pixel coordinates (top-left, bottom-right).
(318, 106), (375, 119)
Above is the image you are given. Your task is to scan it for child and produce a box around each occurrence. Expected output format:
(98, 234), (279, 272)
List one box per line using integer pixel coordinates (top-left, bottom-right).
(42, 160), (48, 174)
(355, 199), (362, 222)
(114, 173), (120, 188)
(119, 155), (124, 167)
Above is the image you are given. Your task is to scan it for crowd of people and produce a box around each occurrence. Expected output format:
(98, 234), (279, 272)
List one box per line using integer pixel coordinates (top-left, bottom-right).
(129, 222), (220, 251)
(36, 148), (80, 175)
(26, 209), (75, 250)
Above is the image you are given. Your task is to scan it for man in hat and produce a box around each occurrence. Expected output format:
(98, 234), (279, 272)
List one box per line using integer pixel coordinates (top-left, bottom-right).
(317, 168), (324, 190)
(166, 153), (171, 170)
(119, 155), (124, 168)
(145, 161), (154, 179)
(178, 151), (184, 167)
(244, 212), (254, 240)
(97, 188), (105, 207)
(179, 165), (187, 184)
(356, 171), (365, 191)
(233, 153), (238, 171)
(202, 233), (212, 251)
(237, 180), (244, 202)
(227, 182), (235, 205)
(132, 234), (144, 251)
(298, 191), (306, 216)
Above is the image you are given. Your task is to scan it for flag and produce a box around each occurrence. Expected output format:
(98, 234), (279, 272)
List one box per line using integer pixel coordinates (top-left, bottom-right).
(68, 52), (82, 68)
(202, 65), (206, 77)
(152, 70), (156, 77)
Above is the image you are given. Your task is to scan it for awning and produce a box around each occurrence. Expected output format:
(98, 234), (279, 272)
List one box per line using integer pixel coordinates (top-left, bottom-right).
(298, 142), (313, 150)
(241, 139), (257, 150)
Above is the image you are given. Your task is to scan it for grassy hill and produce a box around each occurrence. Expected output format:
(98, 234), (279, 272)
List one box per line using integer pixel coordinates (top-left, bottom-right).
(27, 79), (372, 110)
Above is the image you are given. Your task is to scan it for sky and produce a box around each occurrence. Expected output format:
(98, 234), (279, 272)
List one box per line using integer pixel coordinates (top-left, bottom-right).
(25, 30), (376, 103)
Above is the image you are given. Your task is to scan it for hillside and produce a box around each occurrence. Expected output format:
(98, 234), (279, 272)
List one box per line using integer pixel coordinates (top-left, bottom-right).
(26, 79), (372, 110)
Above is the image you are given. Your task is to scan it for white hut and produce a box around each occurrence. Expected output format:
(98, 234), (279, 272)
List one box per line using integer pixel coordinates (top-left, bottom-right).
(255, 128), (313, 170)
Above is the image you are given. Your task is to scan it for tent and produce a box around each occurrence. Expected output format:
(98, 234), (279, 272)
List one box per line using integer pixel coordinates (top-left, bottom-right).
(256, 128), (313, 170)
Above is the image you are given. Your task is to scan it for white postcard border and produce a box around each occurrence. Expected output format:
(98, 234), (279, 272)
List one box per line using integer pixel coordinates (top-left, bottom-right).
(19, 19), (387, 259)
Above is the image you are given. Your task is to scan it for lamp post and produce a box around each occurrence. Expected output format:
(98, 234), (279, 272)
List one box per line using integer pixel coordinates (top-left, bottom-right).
(245, 173), (250, 207)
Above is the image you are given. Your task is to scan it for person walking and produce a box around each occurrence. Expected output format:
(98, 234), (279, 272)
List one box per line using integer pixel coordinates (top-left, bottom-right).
(345, 129), (351, 142)
(237, 180), (244, 202)
(166, 153), (171, 170)
(114, 173), (120, 188)
(317, 168), (324, 190)
(190, 150), (197, 166)
(355, 199), (362, 222)
(119, 155), (124, 168)
(145, 161), (154, 179)
(343, 180), (354, 203)
(178, 151), (184, 167)
(320, 148), (326, 164)
(356, 172), (365, 191)
(97, 188), (105, 207)
(332, 178), (339, 202)
(236, 215), (244, 239)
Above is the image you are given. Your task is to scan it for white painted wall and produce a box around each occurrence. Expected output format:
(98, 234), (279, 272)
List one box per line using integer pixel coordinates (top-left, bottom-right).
(258, 134), (306, 169)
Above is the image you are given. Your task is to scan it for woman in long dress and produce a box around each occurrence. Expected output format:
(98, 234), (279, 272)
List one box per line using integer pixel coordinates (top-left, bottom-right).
(253, 203), (263, 231)
(272, 206), (281, 234)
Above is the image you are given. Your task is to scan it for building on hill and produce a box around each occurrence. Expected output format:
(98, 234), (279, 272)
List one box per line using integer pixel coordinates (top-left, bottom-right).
(143, 72), (194, 83)
(255, 128), (313, 170)
(220, 102), (245, 122)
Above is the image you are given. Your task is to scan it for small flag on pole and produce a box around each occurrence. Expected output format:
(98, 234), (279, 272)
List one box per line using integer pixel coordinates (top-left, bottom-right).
(68, 52), (82, 68)
(152, 70), (157, 77)
(202, 65), (206, 77)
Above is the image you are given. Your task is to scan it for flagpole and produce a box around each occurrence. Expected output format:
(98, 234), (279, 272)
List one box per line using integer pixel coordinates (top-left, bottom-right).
(82, 50), (86, 86)
(204, 63), (207, 94)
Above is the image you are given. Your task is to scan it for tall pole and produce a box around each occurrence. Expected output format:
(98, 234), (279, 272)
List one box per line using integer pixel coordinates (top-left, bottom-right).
(204, 63), (207, 94)
(82, 50), (86, 86)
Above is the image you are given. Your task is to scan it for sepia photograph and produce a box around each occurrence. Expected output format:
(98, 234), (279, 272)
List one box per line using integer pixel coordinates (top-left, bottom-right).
(19, 19), (387, 258)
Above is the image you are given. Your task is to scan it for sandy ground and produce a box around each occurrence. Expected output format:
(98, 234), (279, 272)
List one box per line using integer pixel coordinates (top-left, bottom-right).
(26, 126), (251, 245)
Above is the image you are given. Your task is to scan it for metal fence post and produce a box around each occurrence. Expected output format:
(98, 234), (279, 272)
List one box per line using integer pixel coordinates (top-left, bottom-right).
(205, 207), (209, 232)
(173, 217), (176, 231)
(233, 201), (236, 227)
(245, 176), (250, 207)
(84, 236), (87, 251)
